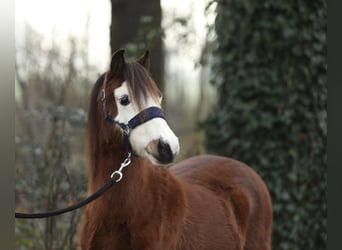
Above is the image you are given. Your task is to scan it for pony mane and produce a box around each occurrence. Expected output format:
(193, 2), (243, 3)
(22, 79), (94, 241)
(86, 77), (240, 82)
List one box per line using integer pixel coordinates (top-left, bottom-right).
(87, 74), (105, 177)
(123, 62), (161, 110)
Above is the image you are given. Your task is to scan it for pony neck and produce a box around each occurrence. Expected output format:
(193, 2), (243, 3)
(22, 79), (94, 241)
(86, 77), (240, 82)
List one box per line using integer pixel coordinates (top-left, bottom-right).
(87, 128), (150, 193)
(88, 140), (156, 217)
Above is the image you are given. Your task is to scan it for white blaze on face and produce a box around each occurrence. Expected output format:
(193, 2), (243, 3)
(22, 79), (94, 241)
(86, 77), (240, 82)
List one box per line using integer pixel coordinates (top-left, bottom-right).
(114, 82), (179, 165)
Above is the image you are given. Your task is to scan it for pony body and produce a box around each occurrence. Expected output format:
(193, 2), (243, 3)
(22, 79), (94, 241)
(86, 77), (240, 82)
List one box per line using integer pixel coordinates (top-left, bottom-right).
(79, 50), (273, 250)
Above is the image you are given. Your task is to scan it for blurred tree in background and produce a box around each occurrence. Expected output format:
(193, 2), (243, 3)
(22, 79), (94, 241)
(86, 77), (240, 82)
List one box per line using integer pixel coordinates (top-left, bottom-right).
(110, 0), (164, 91)
(205, 1), (327, 249)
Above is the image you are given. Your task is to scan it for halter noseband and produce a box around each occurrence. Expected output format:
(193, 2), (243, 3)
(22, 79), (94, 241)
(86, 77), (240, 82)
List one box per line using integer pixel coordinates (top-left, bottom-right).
(100, 79), (166, 151)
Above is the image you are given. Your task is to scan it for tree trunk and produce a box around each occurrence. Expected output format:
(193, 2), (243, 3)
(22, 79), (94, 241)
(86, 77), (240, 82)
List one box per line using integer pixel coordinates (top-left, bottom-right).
(110, 0), (164, 92)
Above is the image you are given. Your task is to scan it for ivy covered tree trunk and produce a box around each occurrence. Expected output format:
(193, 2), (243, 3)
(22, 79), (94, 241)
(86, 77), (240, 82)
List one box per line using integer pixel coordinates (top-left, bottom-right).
(110, 0), (164, 92)
(205, 1), (326, 249)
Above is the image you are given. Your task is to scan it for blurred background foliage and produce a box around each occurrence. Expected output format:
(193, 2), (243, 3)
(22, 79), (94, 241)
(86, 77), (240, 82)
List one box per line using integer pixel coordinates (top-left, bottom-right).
(205, 0), (327, 249)
(15, 0), (326, 249)
(15, 27), (92, 249)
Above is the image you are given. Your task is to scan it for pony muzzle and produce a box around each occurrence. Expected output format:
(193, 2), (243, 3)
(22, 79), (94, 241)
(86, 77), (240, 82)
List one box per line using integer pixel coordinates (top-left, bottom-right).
(146, 138), (178, 165)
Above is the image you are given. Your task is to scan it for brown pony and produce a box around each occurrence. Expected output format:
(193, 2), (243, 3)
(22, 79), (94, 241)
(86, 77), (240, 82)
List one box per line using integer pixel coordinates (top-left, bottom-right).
(79, 49), (273, 250)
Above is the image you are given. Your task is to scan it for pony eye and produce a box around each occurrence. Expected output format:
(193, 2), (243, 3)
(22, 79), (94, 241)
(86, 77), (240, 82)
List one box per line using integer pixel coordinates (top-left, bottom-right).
(119, 94), (130, 106)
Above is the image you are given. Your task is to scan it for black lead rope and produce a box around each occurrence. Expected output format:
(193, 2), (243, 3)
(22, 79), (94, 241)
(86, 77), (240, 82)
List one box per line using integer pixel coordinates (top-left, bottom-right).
(15, 152), (132, 219)
(15, 177), (117, 219)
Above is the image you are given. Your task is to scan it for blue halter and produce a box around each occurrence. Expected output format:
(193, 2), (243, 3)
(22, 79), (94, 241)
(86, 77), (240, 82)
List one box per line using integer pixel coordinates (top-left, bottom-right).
(100, 87), (166, 151)
(114, 106), (166, 133)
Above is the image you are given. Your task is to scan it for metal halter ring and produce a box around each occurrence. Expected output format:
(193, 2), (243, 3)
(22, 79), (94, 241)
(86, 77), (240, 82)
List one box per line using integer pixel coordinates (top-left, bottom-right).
(123, 124), (131, 136)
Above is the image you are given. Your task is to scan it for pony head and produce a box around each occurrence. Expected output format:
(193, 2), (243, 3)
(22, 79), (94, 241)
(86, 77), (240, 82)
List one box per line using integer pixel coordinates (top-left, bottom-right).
(101, 49), (179, 165)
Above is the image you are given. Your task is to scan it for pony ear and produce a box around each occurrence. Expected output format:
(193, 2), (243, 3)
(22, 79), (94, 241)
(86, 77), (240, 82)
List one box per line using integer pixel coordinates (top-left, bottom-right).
(110, 49), (126, 75)
(136, 50), (150, 70)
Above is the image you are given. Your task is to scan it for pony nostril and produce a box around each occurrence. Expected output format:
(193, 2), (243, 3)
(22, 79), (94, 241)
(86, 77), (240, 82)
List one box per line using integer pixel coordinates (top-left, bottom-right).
(157, 139), (174, 164)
